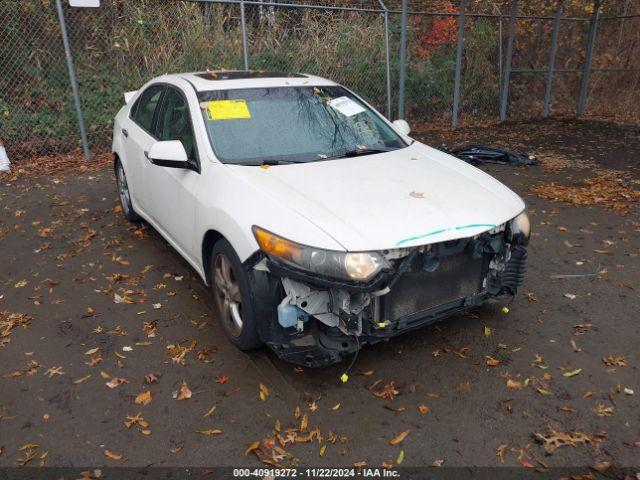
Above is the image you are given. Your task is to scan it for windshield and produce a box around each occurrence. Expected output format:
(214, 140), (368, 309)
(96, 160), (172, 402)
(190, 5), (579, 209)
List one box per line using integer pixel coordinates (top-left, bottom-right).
(197, 86), (407, 165)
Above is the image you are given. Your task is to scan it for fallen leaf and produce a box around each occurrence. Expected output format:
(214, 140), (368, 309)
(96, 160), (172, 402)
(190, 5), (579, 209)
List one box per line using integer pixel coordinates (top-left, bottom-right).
(563, 368), (582, 377)
(396, 450), (404, 464)
(593, 403), (614, 417)
(245, 441), (260, 456)
(135, 391), (152, 406)
(370, 380), (399, 400)
(44, 366), (64, 377)
(215, 375), (230, 384)
(534, 427), (600, 453)
(570, 339), (581, 352)
(563, 293), (577, 300)
(496, 444), (508, 464)
(259, 382), (269, 401)
(506, 379), (523, 389)
(418, 404), (429, 414)
(145, 373), (158, 384)
(104, 450), (125, 462)
(196, 429), (222, 436)
(73, 374), (91, 385)
(559, 406), (576, 413)
(106, 377), (129, 388)
(203, 405), (217, 418)
(177, 381), (192, 400)
(591, 460), (611, 473)
(389, 429), (410, 445)
(602, 355), (626, 367)
(486, 357), (501, 367)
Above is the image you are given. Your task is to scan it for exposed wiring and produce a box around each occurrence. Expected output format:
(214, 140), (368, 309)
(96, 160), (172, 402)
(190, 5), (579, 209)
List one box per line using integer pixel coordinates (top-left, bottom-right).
(340, 333), (360, 383)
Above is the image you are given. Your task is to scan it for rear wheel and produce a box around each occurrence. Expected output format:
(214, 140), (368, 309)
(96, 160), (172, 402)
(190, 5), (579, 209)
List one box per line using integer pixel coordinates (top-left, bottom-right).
(115, 160), (141, 222)
(211, 239), (263, 350)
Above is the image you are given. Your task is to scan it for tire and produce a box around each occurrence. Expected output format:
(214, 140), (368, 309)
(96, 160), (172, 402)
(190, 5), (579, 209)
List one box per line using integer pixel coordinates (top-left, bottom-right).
(210, 239), (263, 350)
(115, 160), (142, 223)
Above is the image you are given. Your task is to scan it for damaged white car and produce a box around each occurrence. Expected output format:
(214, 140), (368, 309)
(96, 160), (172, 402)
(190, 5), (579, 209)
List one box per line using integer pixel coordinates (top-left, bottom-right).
(112, 71), (530, 367)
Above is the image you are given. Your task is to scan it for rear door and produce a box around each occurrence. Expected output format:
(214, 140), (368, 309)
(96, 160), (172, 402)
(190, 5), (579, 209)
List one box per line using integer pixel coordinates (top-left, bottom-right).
(123, 84), (165, 212)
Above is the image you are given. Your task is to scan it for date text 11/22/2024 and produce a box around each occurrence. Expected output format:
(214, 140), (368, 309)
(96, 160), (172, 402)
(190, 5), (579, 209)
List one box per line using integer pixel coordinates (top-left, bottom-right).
(232, 467), (401, 477)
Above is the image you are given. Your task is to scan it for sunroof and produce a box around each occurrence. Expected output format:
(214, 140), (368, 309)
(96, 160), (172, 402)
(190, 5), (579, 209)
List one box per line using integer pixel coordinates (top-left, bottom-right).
(195, 71), (307, 81)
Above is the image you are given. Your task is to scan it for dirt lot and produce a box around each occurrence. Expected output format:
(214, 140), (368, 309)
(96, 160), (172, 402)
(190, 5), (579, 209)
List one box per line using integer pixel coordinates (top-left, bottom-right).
(0, 119), (639, 474)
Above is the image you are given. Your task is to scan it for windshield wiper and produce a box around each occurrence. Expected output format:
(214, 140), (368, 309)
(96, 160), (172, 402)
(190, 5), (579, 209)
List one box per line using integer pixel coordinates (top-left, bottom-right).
(252, 159), (307, 166)
(325, 146), (397, 160)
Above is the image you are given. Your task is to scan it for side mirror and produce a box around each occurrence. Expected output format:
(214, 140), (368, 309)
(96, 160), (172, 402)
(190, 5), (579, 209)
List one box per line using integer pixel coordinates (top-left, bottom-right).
(147, 140), (189, 169)
(393, 119), (411, 136)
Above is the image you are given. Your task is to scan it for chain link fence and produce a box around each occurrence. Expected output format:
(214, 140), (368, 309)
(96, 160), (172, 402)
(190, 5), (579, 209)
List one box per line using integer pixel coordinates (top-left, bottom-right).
(1, 0), (639, 161)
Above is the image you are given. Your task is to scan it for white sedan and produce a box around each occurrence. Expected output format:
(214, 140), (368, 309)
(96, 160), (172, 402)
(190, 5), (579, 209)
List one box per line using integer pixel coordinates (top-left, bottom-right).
(112, 71), (530, 367)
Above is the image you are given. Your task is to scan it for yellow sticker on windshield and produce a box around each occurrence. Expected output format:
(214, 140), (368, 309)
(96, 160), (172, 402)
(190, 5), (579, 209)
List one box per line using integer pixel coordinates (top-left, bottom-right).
(206, 99), (251, 120)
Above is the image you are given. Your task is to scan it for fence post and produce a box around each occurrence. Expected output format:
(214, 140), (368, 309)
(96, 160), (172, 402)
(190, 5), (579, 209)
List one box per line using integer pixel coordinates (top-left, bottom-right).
(492, 3), (503, 108)
(398, 0), (409, 119)
(55, 0), (90, 161)
(240, 0), (249, 70)
(452, 0), (466, 128)
(577, 0), (603, 115)
(378, 0), (392, 119)
(543, 0), (563, 117)
(499, 0), (517, 123)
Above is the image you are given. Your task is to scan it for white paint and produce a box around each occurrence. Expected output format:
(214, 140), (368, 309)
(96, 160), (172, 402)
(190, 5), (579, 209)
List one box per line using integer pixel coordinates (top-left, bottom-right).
(123, 91), (137, 104)
(112, 73), (525, 285)
(0, 145), (10, 172)
(392, 119), (411, 135)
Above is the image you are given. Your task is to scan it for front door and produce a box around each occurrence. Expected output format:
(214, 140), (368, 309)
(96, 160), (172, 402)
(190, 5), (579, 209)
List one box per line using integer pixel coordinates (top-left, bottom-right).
(145, 86), (200, 263)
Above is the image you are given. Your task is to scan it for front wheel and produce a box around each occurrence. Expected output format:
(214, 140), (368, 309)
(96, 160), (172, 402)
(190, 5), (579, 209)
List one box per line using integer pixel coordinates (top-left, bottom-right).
(115, 160), (141, 222)
(210, 239), (263, 350)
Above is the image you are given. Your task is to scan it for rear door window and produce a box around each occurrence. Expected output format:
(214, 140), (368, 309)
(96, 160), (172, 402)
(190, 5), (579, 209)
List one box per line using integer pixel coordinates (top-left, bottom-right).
(132, 85), (164, 134)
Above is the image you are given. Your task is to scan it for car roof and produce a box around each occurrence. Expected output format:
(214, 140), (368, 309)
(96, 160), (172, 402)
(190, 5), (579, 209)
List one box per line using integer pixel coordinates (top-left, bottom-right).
(160, 71), (338, 92)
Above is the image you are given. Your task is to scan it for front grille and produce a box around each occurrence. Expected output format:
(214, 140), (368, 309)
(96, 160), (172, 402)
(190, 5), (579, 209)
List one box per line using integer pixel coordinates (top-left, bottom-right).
(381, 250), (485, 323)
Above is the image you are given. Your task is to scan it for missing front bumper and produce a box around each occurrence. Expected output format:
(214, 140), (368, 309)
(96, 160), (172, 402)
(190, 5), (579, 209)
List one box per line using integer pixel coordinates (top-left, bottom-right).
(251, 232), (527, 367)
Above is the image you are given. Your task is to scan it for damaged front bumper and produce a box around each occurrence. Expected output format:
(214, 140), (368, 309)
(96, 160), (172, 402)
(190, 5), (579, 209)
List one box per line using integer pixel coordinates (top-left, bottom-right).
(245, 227), (528, 367)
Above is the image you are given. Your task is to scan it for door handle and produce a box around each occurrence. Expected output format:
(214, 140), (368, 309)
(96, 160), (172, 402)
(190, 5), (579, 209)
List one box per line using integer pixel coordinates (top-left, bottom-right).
(121, 128), (128, 138)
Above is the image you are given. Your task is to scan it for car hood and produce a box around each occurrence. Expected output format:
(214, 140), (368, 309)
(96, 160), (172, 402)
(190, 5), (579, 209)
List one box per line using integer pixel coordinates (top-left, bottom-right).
(228, 142), (525, 251)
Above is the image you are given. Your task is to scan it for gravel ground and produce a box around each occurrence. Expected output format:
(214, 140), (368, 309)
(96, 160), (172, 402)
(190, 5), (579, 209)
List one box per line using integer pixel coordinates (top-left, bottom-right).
(0, 119), (638, 474)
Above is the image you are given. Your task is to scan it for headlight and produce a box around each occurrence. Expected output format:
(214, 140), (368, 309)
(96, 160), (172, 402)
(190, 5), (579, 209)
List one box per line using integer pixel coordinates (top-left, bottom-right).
(252, 226), (388, 282)
(509, 211), (531, 245)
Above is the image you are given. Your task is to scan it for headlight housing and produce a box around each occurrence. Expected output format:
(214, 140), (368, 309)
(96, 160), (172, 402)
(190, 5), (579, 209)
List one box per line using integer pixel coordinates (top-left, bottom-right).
(252, 226), (388, 282)
(509, 211), (531, 245)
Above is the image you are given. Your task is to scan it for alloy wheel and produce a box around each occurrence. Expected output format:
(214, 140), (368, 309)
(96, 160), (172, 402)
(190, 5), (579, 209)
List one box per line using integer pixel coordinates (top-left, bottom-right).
(116, 163), (131, 215)
(212, 252), (243, 337)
